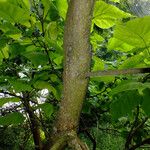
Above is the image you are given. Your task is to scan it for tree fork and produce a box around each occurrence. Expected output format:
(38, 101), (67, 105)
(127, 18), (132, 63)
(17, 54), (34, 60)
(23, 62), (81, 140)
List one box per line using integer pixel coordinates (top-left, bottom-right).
(51, 0), (95, 149)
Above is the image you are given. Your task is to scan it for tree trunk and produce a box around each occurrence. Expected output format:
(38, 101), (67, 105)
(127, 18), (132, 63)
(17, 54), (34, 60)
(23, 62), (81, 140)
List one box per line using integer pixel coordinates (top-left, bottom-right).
(51, 0), (95, 149)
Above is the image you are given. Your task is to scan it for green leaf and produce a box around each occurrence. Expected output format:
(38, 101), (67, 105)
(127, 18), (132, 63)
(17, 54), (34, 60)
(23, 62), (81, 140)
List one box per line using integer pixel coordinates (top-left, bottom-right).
(0, 112), (25, 125)
(114, 16), (150, 48)
(48, 2), (60, 21)
(56, 0), (68, 19)
(9, 43), (26, 58)
(0, 97), (20, 107)
(142, 89), (150, 116)
(119, 51), (149, 69)
(90, 32), (104, 51)
(33, 71), (50, 82)
(110, 81), (150, 96)
(91, 32), (104, 42)
(0, 46), (9, 59)
(53, 56), (63, 66)
(92, 56), (104, 71)
(38, 103), (53, 117)
(98, 76), (115, 83)
(46, 21), (58, 40)
(9, 79), (32, 92)
(0, 1), (30, 25)
(0, 21), (22, 40)
(50, 74), (58, 82)
(41, 0), (52, 18)
(144, 57), (150, 65)
(111, 90), (142, 120)
(23, 52), (49, 67)
(7, 0), (30, 11)
(0, 36), (9, 50)
(107, 37), (134, 52)
(45, 38), (63, 55)
(110, 0), (120, 2)
(93, 1), (131, 29)
(33, 81), (58, 99)
(34, 81), (54, 91)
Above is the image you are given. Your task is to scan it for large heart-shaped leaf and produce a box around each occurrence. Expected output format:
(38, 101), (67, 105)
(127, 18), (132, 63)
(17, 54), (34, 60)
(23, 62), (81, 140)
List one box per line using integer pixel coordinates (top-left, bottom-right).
(111, 90), (142, 120)
(110, 81), (150, 96)
(114, 16), (150, 48)
(93, 1), (131, 29)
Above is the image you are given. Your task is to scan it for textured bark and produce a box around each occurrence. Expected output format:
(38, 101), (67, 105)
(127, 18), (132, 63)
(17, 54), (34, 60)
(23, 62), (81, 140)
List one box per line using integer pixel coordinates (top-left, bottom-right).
(51, 0), (95, 149)
(55, 0), (95, 133)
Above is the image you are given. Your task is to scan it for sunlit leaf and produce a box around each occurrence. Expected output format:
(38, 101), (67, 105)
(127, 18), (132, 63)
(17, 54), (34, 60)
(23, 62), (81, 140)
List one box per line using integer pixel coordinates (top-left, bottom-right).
(91, 32), (104, 51)
(0, 1), (30, 25)
(92, 56), (104, 71)
(41, 0), (52, 18)
(56, 0), (68, 19)
(93, 1), (131, 29)
(119, 51), (149, 69)
(46, 21), (58, 40)
(114, 16), (150, 48)
(107, 37), (134, 52)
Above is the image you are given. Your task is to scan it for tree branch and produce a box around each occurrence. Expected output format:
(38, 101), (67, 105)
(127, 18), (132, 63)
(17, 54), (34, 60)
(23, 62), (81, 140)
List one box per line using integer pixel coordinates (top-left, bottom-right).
(0, 90), (22, 99)
(86, 68), (150, 77)
(125, 114), (148, 150)
(125, 106), (140, 149)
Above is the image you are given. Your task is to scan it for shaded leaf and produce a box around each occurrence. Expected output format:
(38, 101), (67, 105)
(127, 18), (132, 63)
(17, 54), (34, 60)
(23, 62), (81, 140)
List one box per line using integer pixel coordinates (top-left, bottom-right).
(142, 88), (150, 116)
(0, 112), (25, 125)
(9, 79), (32, 92)
(110, 81), (150, 96)
(38, 103), (53, 117)
(111, 90), (142, 120)
(0, 97), (20, 107)
(23, 52), (48, 66)
(33, 81), (58, 99)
